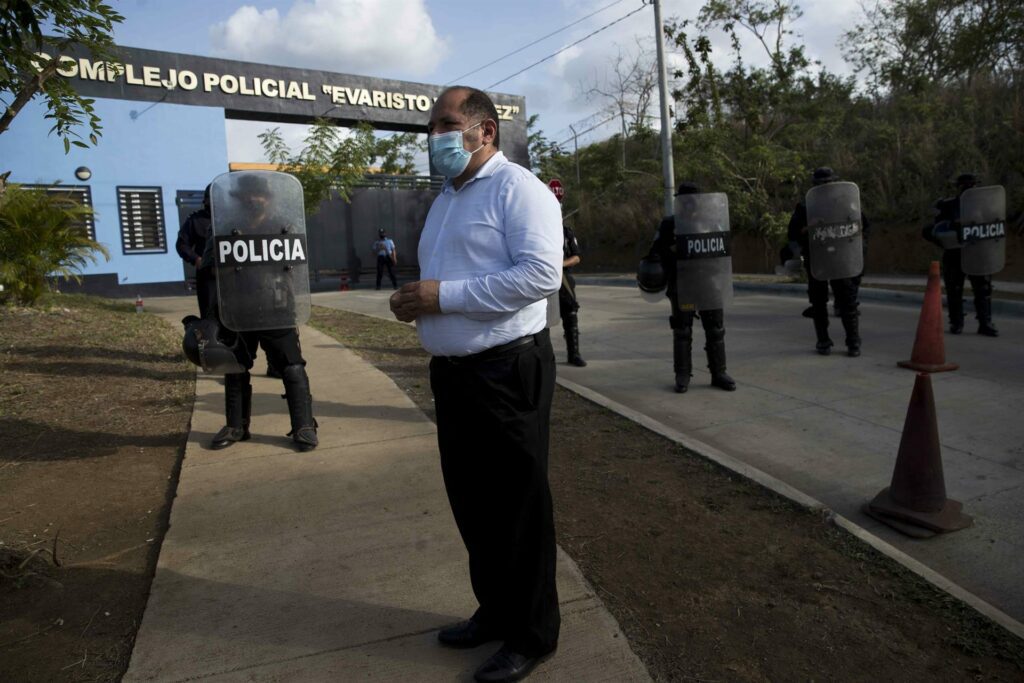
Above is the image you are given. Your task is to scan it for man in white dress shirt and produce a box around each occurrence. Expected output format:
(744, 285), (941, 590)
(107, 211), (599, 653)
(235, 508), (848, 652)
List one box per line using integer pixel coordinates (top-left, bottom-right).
(390, 86), (563, 683)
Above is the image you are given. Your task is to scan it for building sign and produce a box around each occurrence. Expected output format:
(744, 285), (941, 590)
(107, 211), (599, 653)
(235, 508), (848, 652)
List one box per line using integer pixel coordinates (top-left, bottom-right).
(38, 42), (529, 165)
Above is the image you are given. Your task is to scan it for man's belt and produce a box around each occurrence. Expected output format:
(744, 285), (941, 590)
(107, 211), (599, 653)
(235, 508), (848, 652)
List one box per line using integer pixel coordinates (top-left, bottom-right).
(439, 330), (547, 365)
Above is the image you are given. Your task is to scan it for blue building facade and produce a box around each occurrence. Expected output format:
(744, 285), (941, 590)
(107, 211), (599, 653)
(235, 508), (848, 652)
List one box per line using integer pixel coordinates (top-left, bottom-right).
(1, 44), (529, 294)
(1, 96), (228, 289)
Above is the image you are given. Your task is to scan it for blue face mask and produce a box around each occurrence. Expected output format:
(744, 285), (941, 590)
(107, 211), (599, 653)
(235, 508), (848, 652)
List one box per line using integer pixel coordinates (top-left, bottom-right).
(429, 122), (483, 179)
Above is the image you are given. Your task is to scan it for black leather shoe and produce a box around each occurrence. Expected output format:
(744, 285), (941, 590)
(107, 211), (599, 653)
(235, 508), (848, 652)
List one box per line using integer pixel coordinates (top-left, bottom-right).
(474, 645), (554, 683)
(437, 620), (500, 649)
(711, 372), (737, 391)
(847, 345), (861, 357)
(568, 355), (587, 367)
(950, 322), (963, 335)
(211, 426), (250, 449)
(291, 426), (319, 452)
(978, 323), (999, 337)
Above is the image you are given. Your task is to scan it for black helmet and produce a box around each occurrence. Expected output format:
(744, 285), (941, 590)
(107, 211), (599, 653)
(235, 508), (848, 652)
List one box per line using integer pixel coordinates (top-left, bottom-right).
(955, 173), (979, 190)
(812, 167), (839, 185)
(182, 315), (249, 374)
(675, 181), (702, 196)
(637, 253), (667, 294)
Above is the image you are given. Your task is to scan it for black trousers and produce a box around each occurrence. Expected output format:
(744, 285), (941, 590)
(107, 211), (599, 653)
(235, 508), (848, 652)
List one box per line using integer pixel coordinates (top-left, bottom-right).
(235, 328), (306, 370)
(557, 280), (578, 319)
(376, 255), (397, 289)
(196, 267), (216, 319)
(804, 260), (861, 315)
(941, 248), (991, 310)
(429, 330), (560, 656)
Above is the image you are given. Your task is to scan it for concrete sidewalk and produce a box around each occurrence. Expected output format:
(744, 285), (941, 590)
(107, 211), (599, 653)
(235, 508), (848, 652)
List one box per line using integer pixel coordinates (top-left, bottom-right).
(124, 297), (649, 682)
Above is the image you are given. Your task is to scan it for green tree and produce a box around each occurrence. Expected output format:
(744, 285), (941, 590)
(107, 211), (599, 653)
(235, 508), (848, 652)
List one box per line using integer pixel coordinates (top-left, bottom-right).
(526, 114), (562, 174)
(840, 0), (1024, 222)
(0, 183), (110, 305)
(0, 1), (124, 154)
(843, 0), (1024, 94)
(258, 120), (422, 215)
(665, 0), (854, 266)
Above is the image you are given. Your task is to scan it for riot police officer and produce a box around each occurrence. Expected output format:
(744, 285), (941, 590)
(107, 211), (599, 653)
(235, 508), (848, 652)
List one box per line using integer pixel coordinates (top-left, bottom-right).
(788, 167), (870, 356)
(188, 172), (318, 452)
(645, 182), (736, 393)
(923, 173), (999, 336)
(560, 224), (587, 366)
(175, 184), (214, 318)
(546, 180), (587, 366)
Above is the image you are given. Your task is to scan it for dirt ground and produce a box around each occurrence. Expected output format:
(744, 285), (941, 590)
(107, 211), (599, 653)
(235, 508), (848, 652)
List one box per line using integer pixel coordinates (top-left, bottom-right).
(0, 295), (193, 682)
(1, 297), (1022, 682)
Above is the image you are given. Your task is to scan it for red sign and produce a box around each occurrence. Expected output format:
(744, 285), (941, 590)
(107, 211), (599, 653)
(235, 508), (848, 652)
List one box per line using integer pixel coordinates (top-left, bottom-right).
(547, 178), (564, 202)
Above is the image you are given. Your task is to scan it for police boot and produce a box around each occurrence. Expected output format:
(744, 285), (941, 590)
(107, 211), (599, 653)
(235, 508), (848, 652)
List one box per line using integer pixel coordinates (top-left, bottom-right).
(702, 310), (736, 391)
(975, 297), (999, 337)
(812, 312), (833, 355)
(282, 364), (318, 451)
(212, 372), (252, 449)
(947, 287), (964, 334)
(563, 312), (587, 367)
(841, 312), (861, 357)
(672, 324), (693, 393)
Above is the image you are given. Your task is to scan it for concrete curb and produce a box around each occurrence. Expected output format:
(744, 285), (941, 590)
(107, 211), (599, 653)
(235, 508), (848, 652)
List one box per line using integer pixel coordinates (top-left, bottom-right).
(556, 376), (1024, 643)
(573, 276), (1024, 318)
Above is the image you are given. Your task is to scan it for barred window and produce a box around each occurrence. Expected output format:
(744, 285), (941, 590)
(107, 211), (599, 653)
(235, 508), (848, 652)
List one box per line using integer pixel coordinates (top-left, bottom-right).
(22, 184), (96, 241)
(117, 186), (166, 254)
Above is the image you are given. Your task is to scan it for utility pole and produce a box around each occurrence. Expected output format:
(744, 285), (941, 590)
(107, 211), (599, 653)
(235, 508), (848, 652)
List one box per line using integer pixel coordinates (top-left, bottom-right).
(653, 0), (675, 218)
(569, 124), (581, 187)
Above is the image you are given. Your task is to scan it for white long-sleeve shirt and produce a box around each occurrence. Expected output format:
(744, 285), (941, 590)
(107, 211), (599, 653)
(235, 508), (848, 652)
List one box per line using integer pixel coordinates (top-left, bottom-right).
(416, 151), (563, 357)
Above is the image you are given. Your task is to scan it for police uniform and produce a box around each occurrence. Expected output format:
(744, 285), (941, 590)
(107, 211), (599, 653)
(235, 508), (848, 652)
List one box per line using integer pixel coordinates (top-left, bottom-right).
(647, 183), (736, 393)
(175, 187), (214, 319)
(202, 173), (318, 452)
(787, 167), (869, 356)
(923, 174), (999, 336)
(559, 224), (587, 366)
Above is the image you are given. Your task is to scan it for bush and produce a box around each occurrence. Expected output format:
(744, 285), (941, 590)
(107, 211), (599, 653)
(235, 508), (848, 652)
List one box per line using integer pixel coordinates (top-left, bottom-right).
(0, 184), (109, 305)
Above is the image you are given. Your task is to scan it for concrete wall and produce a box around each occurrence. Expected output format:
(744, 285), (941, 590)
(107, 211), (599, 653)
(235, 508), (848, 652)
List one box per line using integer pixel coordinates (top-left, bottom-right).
(0, 97), (228, 286)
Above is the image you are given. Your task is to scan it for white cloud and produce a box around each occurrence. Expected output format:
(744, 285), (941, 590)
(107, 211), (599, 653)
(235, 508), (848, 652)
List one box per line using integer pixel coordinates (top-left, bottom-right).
(209, 0), (448, 76)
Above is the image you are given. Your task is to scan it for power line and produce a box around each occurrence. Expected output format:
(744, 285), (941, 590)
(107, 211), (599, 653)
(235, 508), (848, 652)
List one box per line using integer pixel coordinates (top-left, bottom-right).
(485, 2), (651, 90)
(446, 0), (627, 86)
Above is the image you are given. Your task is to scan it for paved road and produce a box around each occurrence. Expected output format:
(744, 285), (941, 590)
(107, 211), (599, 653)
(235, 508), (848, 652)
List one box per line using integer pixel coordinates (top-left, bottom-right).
(565, 285), (1024, 623)
(314, 286), (1024, 627)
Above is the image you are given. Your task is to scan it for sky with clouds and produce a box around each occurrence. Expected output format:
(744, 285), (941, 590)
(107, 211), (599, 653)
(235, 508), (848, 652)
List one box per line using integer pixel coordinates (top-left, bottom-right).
(110, 0), (866, 168)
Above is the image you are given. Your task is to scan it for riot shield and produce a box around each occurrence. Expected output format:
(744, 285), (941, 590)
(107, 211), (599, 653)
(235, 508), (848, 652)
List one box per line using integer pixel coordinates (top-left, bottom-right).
(959, 185), (1006, 276)
(210, 171), (311, 331)
(805, 181), (864, 281)
(674, 192), (733, 311)
(545, 291), (560, 329)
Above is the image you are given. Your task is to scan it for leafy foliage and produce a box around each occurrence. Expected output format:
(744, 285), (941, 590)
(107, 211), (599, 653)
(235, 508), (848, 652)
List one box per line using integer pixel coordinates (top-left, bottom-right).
(0, 184), (110, 305)
(258, 120), (422, 215)
(534, 0), (1023, 271)
(0, 0), (124, 152)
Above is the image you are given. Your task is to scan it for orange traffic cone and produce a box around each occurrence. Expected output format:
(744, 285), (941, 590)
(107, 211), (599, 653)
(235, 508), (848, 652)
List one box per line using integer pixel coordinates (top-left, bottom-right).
(897, 261), (958, 372)
(863, 372), (972, 538)
(339, 273), (350, 292)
